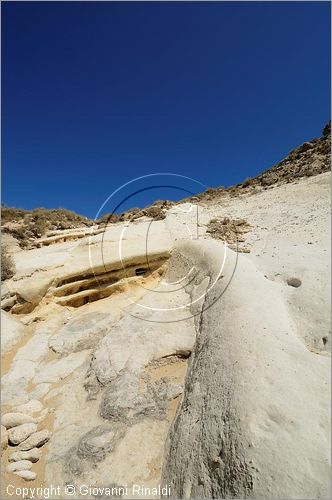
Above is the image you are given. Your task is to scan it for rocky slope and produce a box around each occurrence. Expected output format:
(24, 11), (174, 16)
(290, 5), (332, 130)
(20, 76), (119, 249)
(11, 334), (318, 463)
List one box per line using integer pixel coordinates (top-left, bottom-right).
(1, 128), (330, 499)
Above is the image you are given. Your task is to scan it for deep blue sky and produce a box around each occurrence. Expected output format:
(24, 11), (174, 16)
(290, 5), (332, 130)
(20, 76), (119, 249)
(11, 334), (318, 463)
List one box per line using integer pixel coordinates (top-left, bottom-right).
(2, 1), (331, 218)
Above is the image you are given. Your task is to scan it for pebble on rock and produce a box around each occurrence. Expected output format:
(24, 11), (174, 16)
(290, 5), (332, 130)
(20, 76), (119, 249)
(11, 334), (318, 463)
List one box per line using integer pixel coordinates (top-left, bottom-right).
(8, 423), (38, 445)
(287, 277), (302, 288)
(17, 429), (50, 451)
(14, 470), (37, 481)
(2, 412), (35, 429)
(9, 448), (41, 463)
(7, 460), (33, 473)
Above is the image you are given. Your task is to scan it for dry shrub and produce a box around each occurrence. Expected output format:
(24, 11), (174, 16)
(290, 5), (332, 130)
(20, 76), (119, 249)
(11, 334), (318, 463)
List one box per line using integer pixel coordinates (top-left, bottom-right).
(1, 206), (93, 248)
(1, 245), (15, 281)
(98, 201), (171, 226)
(206, 217), (251, 252)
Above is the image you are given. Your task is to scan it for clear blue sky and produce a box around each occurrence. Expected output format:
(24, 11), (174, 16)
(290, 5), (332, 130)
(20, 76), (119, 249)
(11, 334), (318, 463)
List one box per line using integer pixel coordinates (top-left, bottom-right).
(2, 1), (331, 218)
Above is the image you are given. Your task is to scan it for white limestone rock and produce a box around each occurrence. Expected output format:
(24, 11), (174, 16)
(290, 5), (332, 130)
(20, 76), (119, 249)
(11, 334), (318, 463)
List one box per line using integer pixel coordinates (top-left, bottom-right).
(15, 399), (44, 416)
(7, 460), (33, 473)
(90, 284), (196, 386)
(33, 351), (88, 385)
(1, 425), (8, 451)
(9, 448), (42, 463)
(8, 423), (38, 445)
(12, 333), (49, 364)
(2, 412), (35, 429)
(30, 383), (52, 400)
(1, 311), (25, 354)
(17, 429), (50, 451)
(34, 408), (49, 423)
(49, 312), (110, 354)
(1, 168), (330, 498)
(14, 470), (37, 481)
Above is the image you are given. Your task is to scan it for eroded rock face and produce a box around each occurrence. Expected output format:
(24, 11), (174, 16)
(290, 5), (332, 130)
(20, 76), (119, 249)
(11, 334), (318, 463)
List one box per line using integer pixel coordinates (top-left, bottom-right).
(9, 448), (41, 463)
(17, 429), (50, 451)
(99, 373), (182, 425)
(6, 460), (33, 473)
(2, 413), (35, 429)
(15, 400), (44, 416)
(14, 470), (37, 481)
(162, 241), (330, 499)
(1, 169), (330, 498)
(8, 423), (37, 445)
(1, 311), (25, 353)
(49, 312), (111, 354)
(1, 426), (8, 451)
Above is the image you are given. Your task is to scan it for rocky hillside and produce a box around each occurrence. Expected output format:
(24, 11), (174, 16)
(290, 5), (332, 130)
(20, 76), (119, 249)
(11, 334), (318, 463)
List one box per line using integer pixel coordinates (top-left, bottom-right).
(241, 121), (331, 187)
(1, 128), (331, 499)
(192, 122), (331, 202)
(1, 207), (93, 250)
(3, 123), (329, 251)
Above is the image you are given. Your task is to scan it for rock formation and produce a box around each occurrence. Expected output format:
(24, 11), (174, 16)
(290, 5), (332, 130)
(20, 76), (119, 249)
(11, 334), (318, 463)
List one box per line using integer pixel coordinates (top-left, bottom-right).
(1, 125), (330, 498)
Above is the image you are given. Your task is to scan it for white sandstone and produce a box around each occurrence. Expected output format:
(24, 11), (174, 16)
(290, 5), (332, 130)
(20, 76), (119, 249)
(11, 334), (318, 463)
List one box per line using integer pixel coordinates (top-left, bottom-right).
(8, 423), (38, 445)
(14, 470), (37, 481)
(7, 460), (33, 473)
(17, 429), (50, 451)
(9, 448), (42, 463)
(2, 412), (35, 429)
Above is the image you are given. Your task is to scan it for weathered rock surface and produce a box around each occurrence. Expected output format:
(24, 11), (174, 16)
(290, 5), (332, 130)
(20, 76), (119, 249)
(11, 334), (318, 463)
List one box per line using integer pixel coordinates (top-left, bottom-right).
(1, 138), (330, 499)
(2, 412), (35, 429)
(8, 423), (38, 445)
(1, 311), (25, 353)
(32, 351), (88, 385)
(9, 448), (41, 463)
(14, 470), (37, 481)
(76, 424), (124, 463)
(100, 372), (182, 424)
(6, 460), (33, 473)
(49, 312), (111, 354)
(162, 241), (330, 499)
(17, 429), (50, 450)
(15, 399), (44, 416)
(90, 299), (195, 387)
(1, 425), (8, 451)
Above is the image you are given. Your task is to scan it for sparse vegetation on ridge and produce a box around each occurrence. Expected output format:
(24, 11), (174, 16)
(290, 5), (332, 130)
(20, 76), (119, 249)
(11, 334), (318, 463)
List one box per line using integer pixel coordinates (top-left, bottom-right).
(1, 207), (94, 248)
(1, 123), (330, 246)
(98, 200), (172, 226)
(1, 245), (15, 281)
(190, 122), (331, 203)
